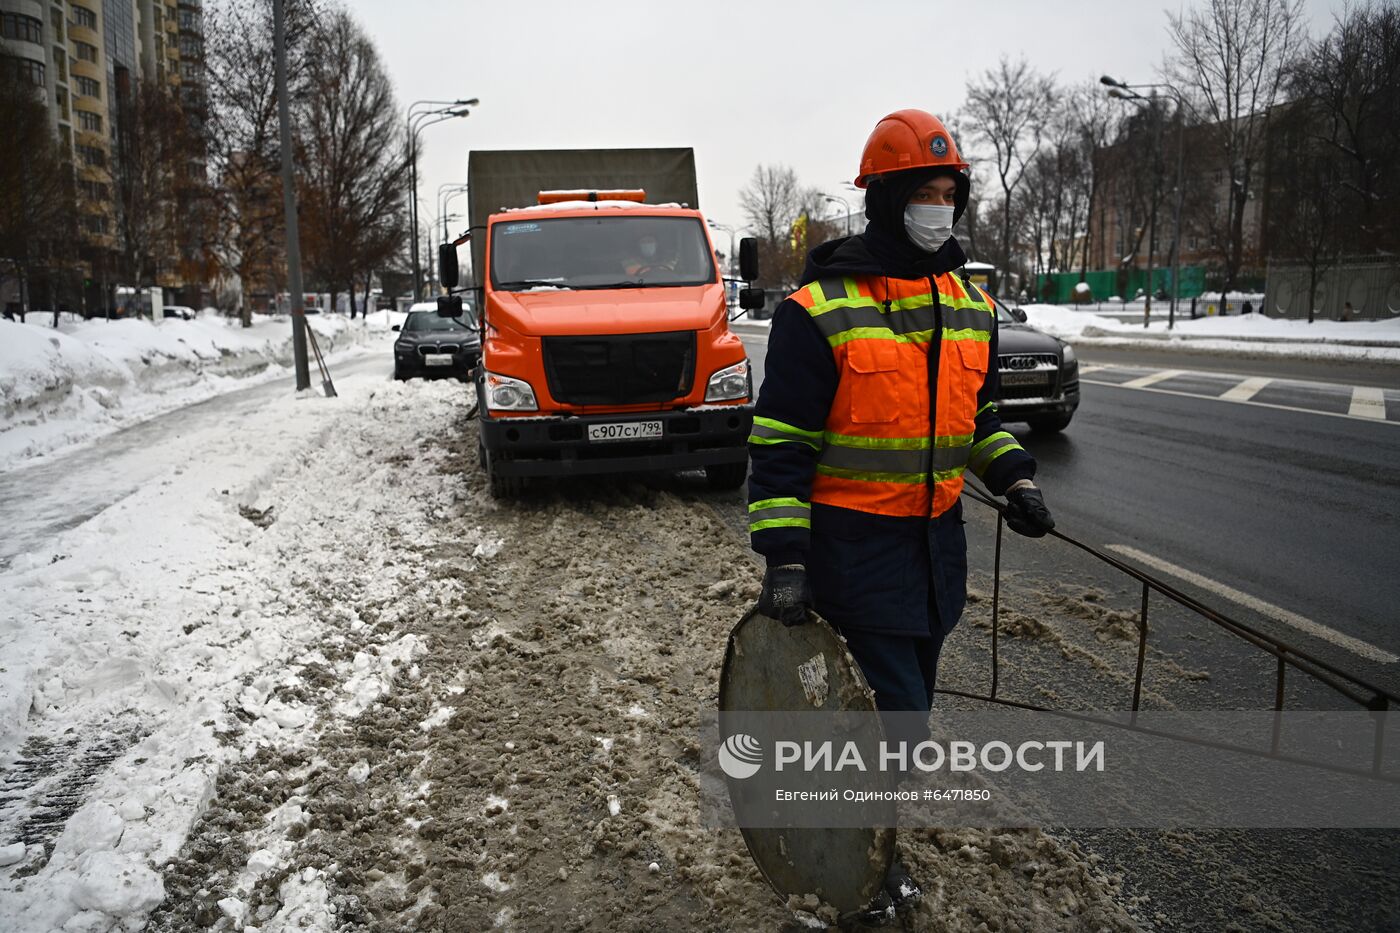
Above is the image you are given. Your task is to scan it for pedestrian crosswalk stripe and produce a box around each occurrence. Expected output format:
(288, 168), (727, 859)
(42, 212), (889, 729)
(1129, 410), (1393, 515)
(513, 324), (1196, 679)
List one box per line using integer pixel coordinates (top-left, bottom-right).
(1221, 376), (1272, 402)
(1348, 386), (1386, 420)
(1121, 369), (1186, 389)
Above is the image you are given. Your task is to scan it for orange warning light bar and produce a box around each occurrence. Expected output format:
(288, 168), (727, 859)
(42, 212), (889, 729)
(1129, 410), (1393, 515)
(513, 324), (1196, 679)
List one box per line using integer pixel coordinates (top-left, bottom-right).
(536, 189), (647, 205)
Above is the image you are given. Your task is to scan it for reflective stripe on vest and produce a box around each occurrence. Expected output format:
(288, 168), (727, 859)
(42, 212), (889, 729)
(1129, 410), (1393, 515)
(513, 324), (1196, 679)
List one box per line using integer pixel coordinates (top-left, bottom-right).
(804, 278), (994, 348)
(794, 273), (1001, 519)
(749, 415), (823, 450)
(749, 496), (811, 532)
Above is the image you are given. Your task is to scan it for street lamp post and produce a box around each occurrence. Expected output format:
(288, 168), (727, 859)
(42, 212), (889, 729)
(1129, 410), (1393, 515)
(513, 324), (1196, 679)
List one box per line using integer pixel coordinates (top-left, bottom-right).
(822, 194), (853, 235)
(439, 183), (469, 238)
(406, 99), (478, 301)
(1103, 76), (1193, 329)
(706, 220), (737, 277)
(426, 211), (460, 294)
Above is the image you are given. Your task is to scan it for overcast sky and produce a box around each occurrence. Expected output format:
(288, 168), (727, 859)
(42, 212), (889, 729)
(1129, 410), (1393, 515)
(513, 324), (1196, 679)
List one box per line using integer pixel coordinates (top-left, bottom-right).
(350, 0), (1345, 248)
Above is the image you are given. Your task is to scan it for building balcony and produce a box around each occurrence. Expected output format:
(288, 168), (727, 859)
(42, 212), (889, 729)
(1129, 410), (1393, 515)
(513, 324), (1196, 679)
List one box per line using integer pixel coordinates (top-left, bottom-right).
(70, 57), (102, 80)
(68, 22), (100, 46)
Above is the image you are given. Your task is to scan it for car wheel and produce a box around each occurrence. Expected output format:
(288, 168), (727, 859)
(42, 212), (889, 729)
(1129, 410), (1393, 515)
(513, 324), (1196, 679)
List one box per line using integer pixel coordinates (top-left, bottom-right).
(393, 364), (406, 381)
(704, 461), (748, 490)
(1026, 413), (1073, 433)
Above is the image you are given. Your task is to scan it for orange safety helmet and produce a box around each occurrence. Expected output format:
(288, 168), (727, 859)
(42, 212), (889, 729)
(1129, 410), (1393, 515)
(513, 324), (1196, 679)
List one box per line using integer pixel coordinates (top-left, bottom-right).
(854, 109), (969, 188)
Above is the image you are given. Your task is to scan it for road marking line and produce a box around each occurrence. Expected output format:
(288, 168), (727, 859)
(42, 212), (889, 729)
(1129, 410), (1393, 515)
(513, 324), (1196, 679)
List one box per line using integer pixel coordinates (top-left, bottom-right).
(1080, 379), (1400, 427)
(1349, 386), (1387, 420)
(1221, 376), (1272, 402)
(1104, 545), (1399, 664)
(1120, 369), (1186, 389)
(1077, 364), (1108, 375)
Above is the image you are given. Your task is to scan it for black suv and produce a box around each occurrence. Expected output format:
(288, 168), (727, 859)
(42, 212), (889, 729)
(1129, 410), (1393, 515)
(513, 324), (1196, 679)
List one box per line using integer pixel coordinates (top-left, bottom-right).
(392, 306), (481, 381)
(989, 294), (1080, 433)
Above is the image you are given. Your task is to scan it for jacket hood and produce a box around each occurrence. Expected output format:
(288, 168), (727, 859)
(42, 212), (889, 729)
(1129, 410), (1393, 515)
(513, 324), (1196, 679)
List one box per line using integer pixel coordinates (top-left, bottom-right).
(801, 231), (968, 285)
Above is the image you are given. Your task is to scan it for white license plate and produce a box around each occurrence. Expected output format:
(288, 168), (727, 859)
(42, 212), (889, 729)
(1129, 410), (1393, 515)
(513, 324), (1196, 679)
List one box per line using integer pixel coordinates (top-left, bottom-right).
(1001, 371), (1050, 386)
(424, 354), (454, 366)
(588, 420), (663, 442)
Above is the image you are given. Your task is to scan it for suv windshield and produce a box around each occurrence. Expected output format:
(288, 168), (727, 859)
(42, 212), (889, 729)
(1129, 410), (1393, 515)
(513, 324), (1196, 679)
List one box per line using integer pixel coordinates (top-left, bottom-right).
(491, 216), (716, 291)
(404, 312), (470, 332)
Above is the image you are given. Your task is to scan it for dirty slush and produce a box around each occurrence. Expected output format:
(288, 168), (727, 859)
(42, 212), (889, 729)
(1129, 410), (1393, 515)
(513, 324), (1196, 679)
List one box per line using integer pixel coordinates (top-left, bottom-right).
(147, 383), (1132, 932)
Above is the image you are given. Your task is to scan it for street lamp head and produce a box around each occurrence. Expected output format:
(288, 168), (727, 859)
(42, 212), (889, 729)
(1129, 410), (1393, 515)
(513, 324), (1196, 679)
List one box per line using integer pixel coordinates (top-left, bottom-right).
(1100, 75), (1122, 87)
(457, 98), (480, 107)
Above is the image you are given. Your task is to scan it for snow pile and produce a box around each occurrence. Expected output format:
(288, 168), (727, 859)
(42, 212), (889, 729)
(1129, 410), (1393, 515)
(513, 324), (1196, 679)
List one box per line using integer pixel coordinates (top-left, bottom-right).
(0, 313), (391, 470)
(0, 372), (472, 931)
(1020, 304), (1400, 362)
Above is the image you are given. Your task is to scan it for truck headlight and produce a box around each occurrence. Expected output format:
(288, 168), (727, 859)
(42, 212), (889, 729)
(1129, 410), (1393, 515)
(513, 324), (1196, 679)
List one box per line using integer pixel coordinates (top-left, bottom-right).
(484, 371), (537, 411)
(705, 360), (751, 402)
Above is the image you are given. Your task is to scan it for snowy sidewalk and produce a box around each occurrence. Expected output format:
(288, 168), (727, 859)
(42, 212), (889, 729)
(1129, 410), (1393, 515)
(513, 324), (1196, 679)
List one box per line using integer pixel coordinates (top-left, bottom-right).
(0, 313), (394, 472)
(0, 370), (472, 931)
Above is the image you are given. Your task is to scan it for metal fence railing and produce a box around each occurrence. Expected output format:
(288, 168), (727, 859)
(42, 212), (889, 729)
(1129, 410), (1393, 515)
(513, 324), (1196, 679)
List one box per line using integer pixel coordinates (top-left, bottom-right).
(943, 485), (1397, 780)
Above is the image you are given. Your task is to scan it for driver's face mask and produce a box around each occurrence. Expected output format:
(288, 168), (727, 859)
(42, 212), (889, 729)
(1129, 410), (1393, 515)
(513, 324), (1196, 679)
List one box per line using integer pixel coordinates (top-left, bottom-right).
(640, 239), (658, 259)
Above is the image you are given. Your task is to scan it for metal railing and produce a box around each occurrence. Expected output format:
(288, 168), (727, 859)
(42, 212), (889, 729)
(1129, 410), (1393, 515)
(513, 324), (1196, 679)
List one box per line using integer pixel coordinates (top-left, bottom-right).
(939, 485), (1396, 780)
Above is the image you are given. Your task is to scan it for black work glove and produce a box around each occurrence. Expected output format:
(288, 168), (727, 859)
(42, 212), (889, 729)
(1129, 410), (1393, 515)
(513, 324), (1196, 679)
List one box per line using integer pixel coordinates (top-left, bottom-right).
(757, 564), (813, 627)
(1004, 483), (1055, 538)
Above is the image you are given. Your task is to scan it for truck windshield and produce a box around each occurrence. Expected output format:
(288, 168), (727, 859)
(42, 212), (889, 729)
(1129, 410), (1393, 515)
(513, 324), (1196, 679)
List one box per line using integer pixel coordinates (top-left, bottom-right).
(491, 216), (716, 291)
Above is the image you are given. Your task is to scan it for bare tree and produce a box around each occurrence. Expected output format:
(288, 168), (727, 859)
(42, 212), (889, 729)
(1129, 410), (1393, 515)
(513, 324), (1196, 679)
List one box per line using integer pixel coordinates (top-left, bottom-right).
(1265, 105), (1344, 322)
(1286, 1), (1400, 257)
(0, 75), (79, 319)
(1166, 0), (1306, 296)
(1066, 80), (1121, 279)
(113, 81), (197, 290)
(738, 164), (823, 291)
(964, 56), (1056, 288)
(298, 9), (406, 319)
(204, 0), (318, 324)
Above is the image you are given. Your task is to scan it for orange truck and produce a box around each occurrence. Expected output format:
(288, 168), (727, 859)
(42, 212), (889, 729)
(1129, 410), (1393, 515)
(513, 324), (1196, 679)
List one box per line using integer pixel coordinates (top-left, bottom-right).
(437, 148), (763, 497)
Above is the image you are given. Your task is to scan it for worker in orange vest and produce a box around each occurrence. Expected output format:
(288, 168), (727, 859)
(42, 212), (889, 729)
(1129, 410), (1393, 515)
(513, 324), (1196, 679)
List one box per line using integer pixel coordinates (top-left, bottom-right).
(747, 109), (1056, 914)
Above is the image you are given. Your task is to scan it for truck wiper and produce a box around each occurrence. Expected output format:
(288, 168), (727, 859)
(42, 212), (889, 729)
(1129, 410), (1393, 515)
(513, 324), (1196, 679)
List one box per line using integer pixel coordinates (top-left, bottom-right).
(497, 279), (570, 290)
(572, 281), (652, 290)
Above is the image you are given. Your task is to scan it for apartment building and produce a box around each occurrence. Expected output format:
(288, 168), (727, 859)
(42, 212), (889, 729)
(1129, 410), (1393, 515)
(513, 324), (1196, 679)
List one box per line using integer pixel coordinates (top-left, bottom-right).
(0, 0), (205, 308)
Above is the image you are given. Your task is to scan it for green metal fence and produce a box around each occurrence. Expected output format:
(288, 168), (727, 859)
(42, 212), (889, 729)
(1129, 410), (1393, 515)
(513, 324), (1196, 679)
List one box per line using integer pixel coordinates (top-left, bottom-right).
(1034, 267), (1207, 304)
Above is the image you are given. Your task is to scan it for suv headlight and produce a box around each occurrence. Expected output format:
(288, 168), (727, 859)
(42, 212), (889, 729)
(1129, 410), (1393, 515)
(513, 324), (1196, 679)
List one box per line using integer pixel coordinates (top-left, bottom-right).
(484, 371), (537, 411)
(1060, 343), (1077, 367)
(705, 359), (751, 402)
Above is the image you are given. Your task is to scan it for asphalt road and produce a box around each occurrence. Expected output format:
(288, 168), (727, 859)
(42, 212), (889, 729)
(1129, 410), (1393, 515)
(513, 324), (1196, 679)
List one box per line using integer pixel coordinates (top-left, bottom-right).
(1077, 343), (1400, 390)
(736, 328), (1400, 701)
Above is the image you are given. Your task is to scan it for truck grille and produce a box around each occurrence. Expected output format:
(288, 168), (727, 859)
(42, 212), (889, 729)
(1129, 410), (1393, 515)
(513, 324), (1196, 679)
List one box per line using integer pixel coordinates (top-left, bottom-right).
(542, 332), (696, 405)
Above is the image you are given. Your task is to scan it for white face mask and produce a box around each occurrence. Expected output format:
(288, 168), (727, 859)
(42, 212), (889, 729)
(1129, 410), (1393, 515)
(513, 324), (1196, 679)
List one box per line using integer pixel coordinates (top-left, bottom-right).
(640, 240), (657, 258)
(904, 203), (955, 253)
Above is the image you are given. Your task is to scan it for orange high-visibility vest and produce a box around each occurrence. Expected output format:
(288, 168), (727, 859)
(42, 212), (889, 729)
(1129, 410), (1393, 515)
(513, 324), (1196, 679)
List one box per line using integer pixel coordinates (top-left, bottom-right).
(788, 273), (995, 519)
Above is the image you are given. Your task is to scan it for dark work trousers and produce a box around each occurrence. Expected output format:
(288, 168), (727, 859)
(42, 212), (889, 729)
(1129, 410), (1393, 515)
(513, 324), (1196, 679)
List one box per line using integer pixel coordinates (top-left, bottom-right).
(837, 624), (947, 789)
(837, 625), (947, 713)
